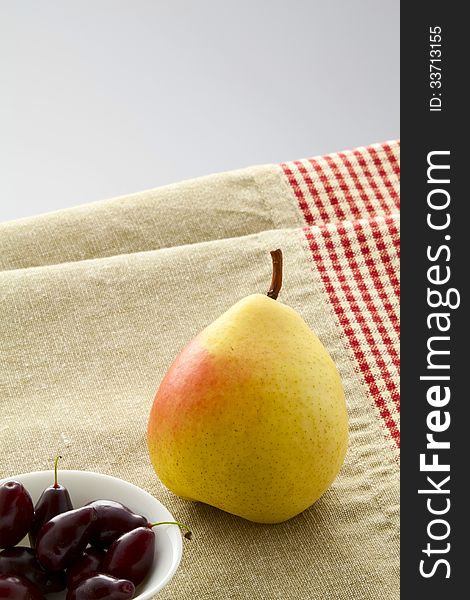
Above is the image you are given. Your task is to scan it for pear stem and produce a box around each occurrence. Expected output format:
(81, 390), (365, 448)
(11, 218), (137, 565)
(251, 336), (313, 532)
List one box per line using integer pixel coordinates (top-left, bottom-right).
(53, 455), (62, 489)
(267, 249), (283, 300)
(148, 521), (193, 540)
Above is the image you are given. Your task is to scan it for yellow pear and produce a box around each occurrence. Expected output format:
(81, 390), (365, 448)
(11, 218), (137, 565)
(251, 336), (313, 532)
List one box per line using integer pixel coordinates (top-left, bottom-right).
(147, 250), (348, 523)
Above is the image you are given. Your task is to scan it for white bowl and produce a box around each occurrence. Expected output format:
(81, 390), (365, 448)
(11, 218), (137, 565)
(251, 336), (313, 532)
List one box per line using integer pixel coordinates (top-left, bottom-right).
(0, 470), (183, 599)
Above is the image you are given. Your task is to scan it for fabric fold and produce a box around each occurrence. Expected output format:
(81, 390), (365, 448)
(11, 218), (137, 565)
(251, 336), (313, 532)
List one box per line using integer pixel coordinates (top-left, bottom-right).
(0, 141), (399, 271)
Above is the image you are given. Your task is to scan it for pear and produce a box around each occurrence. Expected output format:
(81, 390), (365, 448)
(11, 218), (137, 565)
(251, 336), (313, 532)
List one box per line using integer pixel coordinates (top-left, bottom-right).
(147, 250), (348, 523)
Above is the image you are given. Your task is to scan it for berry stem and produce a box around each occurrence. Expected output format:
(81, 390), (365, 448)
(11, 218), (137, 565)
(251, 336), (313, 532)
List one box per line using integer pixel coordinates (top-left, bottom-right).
(53, 455), (62, 489)
(148, 521), (193, 539)
(267, 249), (283, 300)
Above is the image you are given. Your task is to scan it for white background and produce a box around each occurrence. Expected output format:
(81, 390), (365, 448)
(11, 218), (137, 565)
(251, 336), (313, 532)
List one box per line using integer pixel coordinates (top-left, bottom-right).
(0, 0), (399, 223)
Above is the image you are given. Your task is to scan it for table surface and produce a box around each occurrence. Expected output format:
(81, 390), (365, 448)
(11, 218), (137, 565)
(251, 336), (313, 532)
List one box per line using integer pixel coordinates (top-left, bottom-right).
(0, 140), (400, 599)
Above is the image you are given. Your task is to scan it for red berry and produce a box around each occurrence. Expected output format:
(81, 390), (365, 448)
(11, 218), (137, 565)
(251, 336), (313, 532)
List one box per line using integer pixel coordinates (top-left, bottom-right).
(29, 457), (73, 548)
(0, 481), (34, 548)
(67, 547), (106, 590)
(0, 574), (46, 600)
(101, 527), (155, 586)
(0, 547), (66, 593)
(35, 507), (97, 571)
(66, 574), (135, 600)
(85, 500), (147, 549)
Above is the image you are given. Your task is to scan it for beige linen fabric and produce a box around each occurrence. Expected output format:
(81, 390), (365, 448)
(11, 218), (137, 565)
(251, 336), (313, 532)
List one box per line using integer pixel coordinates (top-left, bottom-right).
(0, 143), (399, 599)
(0, 166), (302, 271)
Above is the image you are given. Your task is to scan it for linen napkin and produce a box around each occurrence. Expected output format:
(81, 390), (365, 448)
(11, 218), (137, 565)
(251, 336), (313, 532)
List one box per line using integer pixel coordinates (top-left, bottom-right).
(0, 141), (400, 600)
